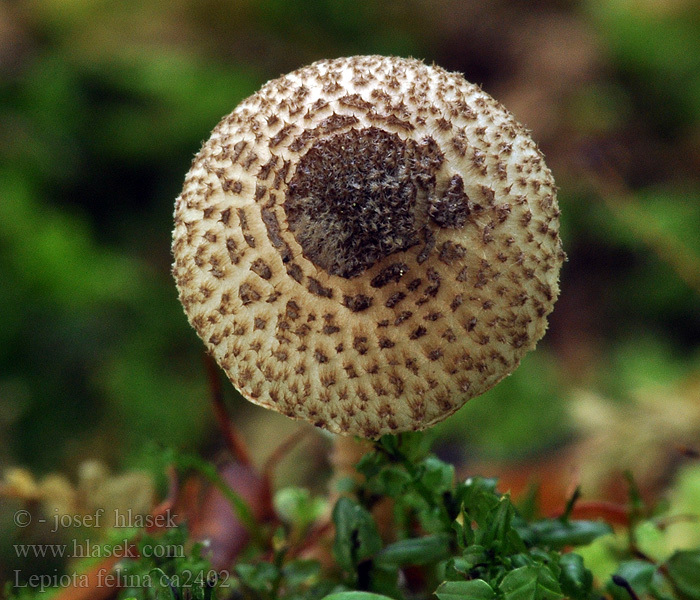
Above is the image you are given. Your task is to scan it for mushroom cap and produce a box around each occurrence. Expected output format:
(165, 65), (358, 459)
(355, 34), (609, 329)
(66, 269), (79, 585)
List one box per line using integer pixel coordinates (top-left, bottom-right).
(172, 55), (565, 439)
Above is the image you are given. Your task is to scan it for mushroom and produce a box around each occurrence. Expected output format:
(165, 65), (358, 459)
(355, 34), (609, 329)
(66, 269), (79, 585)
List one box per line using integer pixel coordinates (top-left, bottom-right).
(172, 55), (565, 439)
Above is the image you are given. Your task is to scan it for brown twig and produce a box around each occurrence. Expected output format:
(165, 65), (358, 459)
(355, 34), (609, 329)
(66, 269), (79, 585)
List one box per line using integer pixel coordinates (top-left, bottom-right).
(262, 426), (313, 481)
(286, 518), (334, 560)
(203, 351), (252, 466)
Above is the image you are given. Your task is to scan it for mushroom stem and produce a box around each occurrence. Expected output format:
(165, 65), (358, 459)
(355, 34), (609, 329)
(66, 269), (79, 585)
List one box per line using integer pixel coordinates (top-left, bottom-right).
(329, 435), (373, 495)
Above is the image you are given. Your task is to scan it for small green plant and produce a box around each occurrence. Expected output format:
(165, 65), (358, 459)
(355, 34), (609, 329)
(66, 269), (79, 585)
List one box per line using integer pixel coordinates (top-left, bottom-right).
(327, 433), (610, 600)
(114, 526), (222, 600)
(109, 433), (698, 600)
(7, 433), (700, 600)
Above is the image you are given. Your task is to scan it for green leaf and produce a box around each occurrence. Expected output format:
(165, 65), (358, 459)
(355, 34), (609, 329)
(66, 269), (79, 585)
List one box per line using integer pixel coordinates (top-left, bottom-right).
(666, 550), (700, 600)
(235, 562), (279, 593)
(282, 559), (321, 587)
(357, 450), (389, 480)
(499, 565), (564, 600)
(456, 477), (501, 522)
(375, 534), (451, 568)
(274, 487), (327, 529)
(377, 431), (433, 462)
(435, 579), (496, 600)
(558, 553), (593, 600)
(460, 545), (489, 570)
(321, 593), (396, 600)
(446, 555), (478, 578)
(421, 456), (455, 494)
(454, 507), (476, 548)
(480, 497), (513, 546)
(478, 497), (526, 555)
(375, 466), (413, 496)
(368, 564), (402, 598)
(332, 497), (382, 572)
(523, 519), (613, 549)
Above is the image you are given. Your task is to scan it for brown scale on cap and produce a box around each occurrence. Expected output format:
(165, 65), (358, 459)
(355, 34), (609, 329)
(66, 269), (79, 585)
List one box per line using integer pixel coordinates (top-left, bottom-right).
(172, 55), (565, 439)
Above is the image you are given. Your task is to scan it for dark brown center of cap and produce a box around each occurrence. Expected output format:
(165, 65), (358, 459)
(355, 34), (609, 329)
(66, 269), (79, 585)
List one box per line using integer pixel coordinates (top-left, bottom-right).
(285, 127), (445, 278)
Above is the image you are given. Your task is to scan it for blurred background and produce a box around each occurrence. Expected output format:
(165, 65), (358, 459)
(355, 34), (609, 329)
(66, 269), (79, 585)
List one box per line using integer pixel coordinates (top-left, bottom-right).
(1, 0), (699, 587)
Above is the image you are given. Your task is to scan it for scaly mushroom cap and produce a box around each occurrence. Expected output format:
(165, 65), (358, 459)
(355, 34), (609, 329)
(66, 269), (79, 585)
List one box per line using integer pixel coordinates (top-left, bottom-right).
(173, 55), (565, 438)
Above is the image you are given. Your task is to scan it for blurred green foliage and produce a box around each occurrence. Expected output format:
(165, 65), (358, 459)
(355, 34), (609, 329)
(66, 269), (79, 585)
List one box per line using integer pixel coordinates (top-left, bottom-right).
(1, 0), (699, 593)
